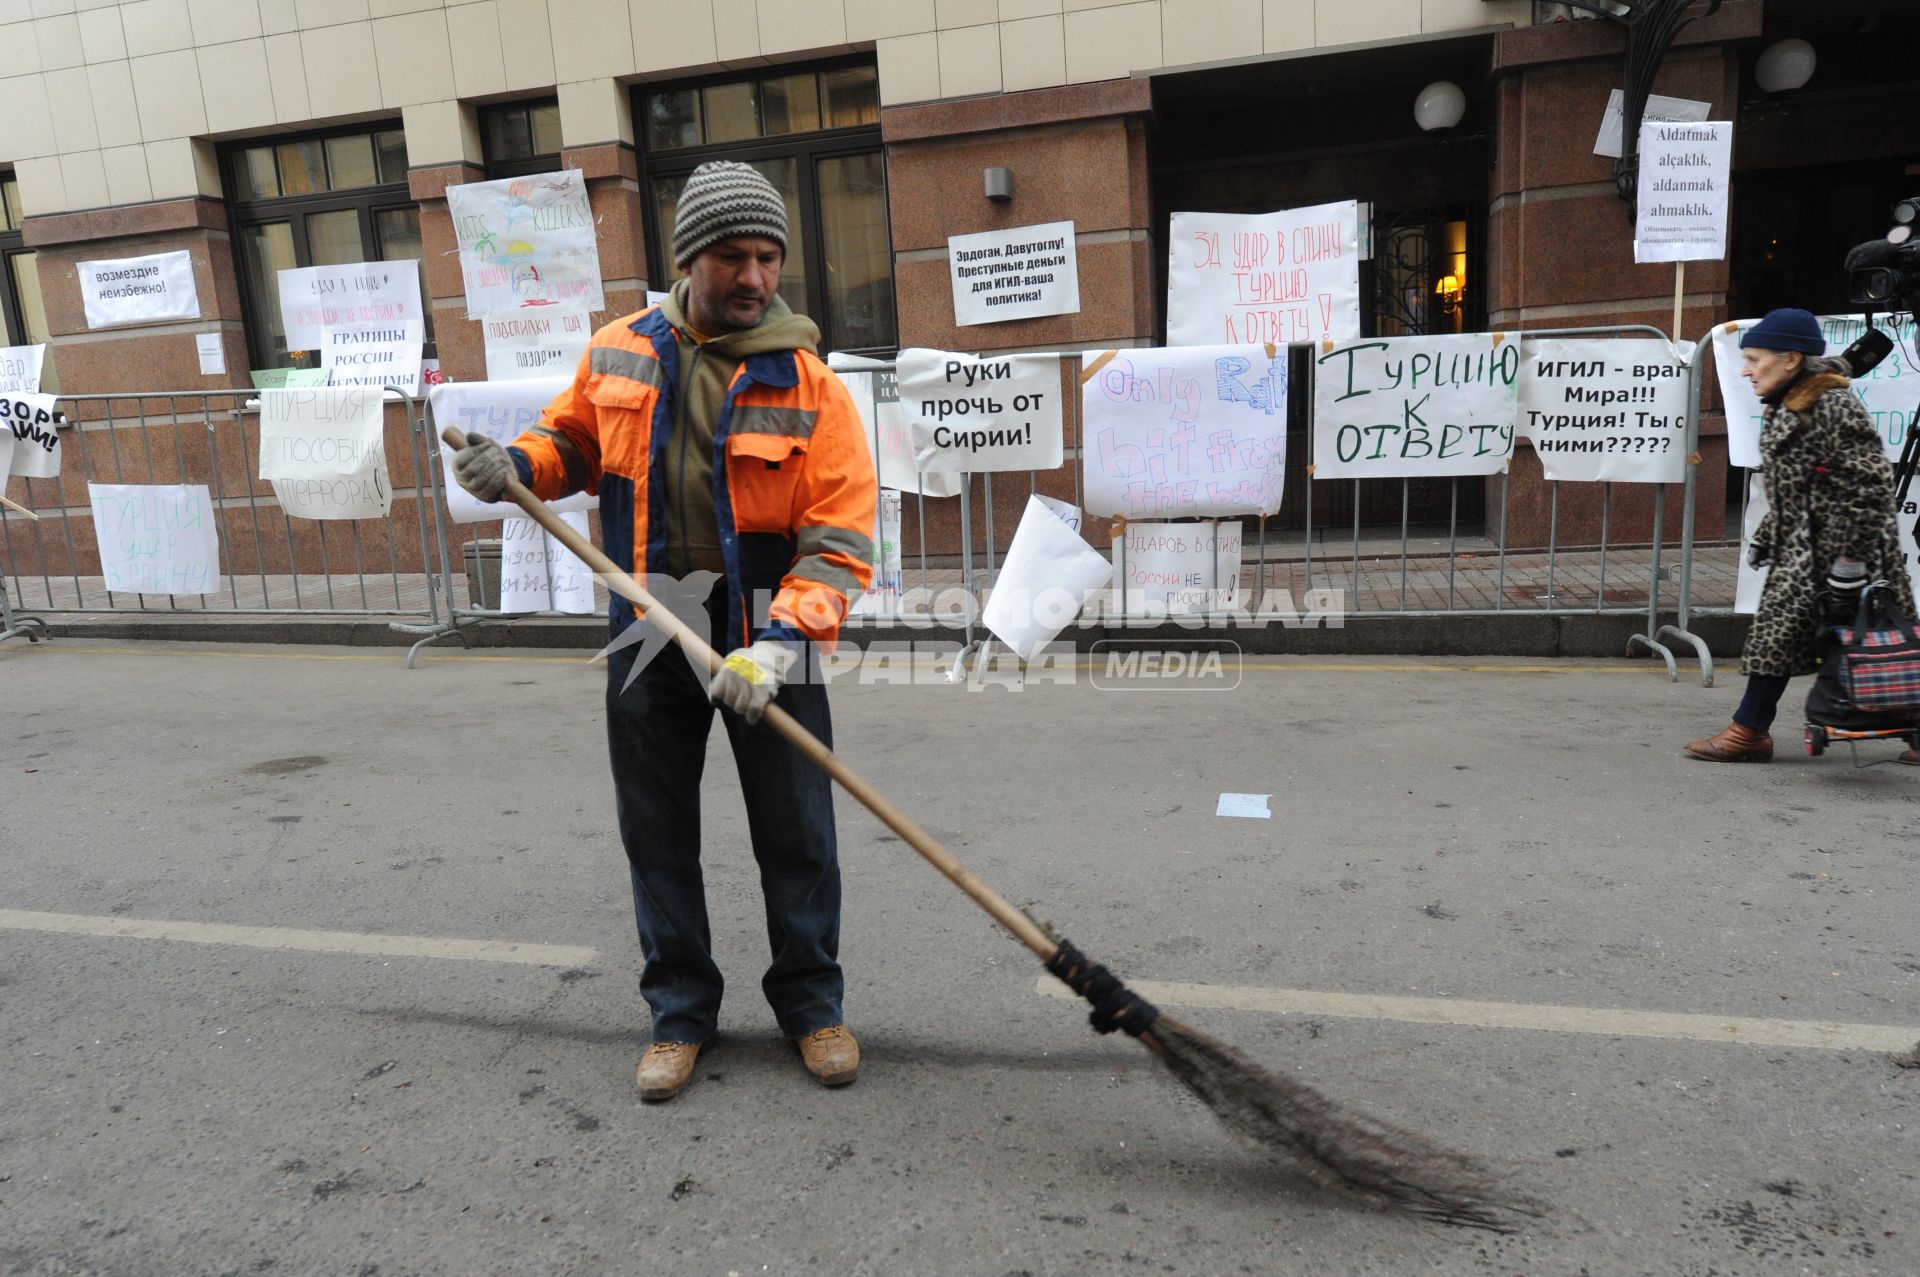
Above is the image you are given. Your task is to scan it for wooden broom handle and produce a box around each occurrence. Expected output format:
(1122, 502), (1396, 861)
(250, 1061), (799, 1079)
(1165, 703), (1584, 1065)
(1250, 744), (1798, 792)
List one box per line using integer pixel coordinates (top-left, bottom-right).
(442, 427), (1056, 959)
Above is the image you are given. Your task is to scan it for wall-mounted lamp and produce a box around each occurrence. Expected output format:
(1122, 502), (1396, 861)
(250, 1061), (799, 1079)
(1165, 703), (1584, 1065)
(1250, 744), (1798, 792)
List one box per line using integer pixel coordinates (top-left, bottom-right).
(1434, 273), (1465, 311)
(1755, 38), (1816, 93)
(984, 166), (1014, 203)
(1413, 81), (1466, 133)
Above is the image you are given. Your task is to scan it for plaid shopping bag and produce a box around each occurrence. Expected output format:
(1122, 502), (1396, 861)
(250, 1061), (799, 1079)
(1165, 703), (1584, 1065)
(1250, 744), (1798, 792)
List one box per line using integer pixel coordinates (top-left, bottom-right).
(1833, 584), (1920, 713)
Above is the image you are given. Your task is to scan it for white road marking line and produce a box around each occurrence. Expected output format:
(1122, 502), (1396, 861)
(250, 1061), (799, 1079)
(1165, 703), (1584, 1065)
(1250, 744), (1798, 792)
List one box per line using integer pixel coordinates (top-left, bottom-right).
(1037, 976), (1918, 1053)
(0, 909), (597, 969)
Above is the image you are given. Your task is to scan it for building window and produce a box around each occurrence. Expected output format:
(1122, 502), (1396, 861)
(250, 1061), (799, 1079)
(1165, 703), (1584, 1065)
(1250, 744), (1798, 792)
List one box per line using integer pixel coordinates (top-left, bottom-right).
(483, 99), (563, 178)
(0, 173), (55, 390)
(637, 61), (896, 355)
(224, 125), (431, 370)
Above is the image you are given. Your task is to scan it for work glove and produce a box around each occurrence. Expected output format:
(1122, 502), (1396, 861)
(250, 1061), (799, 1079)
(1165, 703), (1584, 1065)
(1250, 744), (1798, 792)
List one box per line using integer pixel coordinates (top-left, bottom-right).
(708, 639), (799, 724)
(452, 432), (514, 502)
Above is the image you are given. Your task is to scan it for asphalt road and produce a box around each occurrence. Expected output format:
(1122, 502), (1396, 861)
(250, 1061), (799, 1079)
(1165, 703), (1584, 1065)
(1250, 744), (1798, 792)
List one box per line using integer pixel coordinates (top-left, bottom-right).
(2, 639), (1917, 1276)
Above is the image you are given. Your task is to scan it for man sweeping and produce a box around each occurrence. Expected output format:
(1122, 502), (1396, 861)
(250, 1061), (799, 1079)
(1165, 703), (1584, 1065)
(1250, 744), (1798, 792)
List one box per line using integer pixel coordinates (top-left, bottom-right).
(451, 161), (877, 1102)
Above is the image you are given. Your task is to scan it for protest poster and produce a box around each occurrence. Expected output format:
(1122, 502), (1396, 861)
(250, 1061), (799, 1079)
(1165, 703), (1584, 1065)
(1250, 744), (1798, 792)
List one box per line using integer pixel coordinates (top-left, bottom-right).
(2, 391), (63, 479)
(834, 365), (962, 499)
(195, 333), (226, 376)
(258, 386), (391, 520)
(499, 511), (596, 613)
(483, 309), (591, 381)
(78, 250), (200, 328)
(895, 349), (1064, 473)
(947, 220), (1080, 326)
(1112, 520), (1243, 613)
(427, 378), (598, 524)
(1517, 339), (1691, 483)
(87, 483), (222, 594)
(250, 368), (331, 390)
(1311, 334), (1518, 479)
(1634, 120), (1733, 264)
(1711, 313), (1919, 468)
(981, 494), (1111, 660)
(0, 344), (45, 394)
(1167, 202), (1360, 347)
(1082, 344), (1287, 519)
(850, 488), (904, 618)
(1592, 89), (1711, 159)
(321, 322), (423, 393)
(277, 261), (424, 352)
(447, 170), (604, 318)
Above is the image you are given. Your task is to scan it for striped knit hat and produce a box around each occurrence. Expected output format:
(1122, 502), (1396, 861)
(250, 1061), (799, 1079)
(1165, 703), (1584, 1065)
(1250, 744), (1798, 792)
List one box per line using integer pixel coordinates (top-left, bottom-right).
(672, 161), (789, 268)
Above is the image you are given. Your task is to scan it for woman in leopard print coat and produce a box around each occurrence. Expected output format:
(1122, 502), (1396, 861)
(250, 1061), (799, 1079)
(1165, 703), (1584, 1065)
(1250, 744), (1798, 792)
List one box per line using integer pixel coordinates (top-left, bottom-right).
(1686, 309), (1914, 763)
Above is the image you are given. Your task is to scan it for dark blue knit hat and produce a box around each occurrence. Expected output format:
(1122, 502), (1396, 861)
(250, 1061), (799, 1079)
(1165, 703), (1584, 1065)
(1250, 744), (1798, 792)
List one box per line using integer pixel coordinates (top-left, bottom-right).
(1740, 308), (1825, 355)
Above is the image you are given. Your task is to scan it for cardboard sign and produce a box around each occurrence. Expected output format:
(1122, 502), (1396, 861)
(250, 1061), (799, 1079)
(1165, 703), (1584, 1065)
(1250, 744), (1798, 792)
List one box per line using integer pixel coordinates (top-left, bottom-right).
(258, 386), (392, 521)
(88, 483), (222, 594)
(277, 260), (424, 352)
(1311, 334), (1518, 479)
(896, 349), (1064, 473)
(483, 308), (591, 381)
(1634, 120), (1733, 264)
(1517, 339), (1691, 483)
(78, 250), (200, 328)
(1082, 345), (1288, 518)
(947, 220), (1081, 326)
(446, 169), (604, 317)
(1167, 202), (1360, 347)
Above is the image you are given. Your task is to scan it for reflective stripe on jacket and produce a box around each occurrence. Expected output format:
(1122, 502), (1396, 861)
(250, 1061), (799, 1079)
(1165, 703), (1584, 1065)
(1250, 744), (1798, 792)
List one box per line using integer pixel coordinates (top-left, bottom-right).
(506, 305), (876, 648)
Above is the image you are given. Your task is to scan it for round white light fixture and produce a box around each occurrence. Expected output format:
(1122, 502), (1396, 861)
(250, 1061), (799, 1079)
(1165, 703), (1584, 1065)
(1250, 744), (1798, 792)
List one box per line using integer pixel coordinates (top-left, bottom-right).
(1414, 81), (1467, 133)
(1755, 38), (1816, 93)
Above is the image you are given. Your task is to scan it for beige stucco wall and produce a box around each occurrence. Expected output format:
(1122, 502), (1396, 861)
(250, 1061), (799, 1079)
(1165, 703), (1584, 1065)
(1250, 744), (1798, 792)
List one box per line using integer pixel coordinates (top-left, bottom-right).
(0, 0), (1533, 217)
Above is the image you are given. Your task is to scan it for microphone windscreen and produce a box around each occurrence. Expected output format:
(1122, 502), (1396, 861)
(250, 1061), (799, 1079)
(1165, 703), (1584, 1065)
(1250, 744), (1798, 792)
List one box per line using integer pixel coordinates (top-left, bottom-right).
(1844, 238), (1910, 271)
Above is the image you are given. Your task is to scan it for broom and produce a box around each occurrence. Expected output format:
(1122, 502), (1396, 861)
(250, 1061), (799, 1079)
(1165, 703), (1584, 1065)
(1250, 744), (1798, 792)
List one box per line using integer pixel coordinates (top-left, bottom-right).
(448, 428), (1534, 1231)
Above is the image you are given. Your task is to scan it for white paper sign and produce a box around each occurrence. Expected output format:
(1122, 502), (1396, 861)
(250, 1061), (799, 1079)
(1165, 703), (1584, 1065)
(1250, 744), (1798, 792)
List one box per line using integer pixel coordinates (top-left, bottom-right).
(0, 344), (45, 394)
(850, 488), (904, 618)
(1113, 520), (1243, 613)
(0, 423), (11, 482)
(1168, 202), (1360, 347)
(835, 366), (963, 498)
(1312, 334), (1518, 479)
(322, 322), (423, 394)
(447, 169), (604, 318)
(1083, 345), (1288, 518)
(499, 511), (596, 613)
(78, 250), (200, 328)
(277, 260), (424, 352)
(1634, 120), (1733, 264)
(428, 378), (599, 524)
(947, 220), (1080, 326)
(196, 333), (225, 376)
(896, 349), (1064, 473)
(2, 392), (64, 479)
(88, 483), (222, 594)
(1518, 339), (1691, 483)
(981, 494), (1112, 660)
(1593, 89), (1712, 160)
(258, 386), (391, 521)
(484, 308), (591, 381)
(1711, 313), (1920, 469)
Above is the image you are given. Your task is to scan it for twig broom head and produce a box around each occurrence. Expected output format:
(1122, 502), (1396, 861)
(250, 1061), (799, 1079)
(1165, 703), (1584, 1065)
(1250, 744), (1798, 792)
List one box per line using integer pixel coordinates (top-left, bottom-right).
(1045, 939), (1539, 1234)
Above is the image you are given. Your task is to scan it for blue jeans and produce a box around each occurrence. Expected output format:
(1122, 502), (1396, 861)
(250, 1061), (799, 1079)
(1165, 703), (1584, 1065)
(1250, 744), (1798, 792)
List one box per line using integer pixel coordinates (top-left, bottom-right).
(604, 584), (843, 1044)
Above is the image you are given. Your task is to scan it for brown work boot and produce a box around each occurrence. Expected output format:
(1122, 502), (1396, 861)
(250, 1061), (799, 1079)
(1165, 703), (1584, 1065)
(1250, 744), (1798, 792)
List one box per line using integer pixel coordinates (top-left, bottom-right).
(1684, 721), (1773, 763)
(635, 1040), (707, 1102)
(1899, 748), (1920, 767)
(792, 1025), (859, 1087)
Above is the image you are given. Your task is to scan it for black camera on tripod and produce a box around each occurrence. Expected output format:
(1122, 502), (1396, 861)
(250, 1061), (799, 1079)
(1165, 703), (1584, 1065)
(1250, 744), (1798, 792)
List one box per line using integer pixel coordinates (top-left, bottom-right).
(1846, 196), (1920, 311)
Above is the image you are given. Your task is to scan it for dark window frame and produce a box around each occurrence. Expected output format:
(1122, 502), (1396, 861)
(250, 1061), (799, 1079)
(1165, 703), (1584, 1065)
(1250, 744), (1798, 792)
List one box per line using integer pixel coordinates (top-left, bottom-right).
(633, 57), (895, 356)
(221, 122), (431, 371)
(1, 172), (32, 348)
(481, 97), (564, 179)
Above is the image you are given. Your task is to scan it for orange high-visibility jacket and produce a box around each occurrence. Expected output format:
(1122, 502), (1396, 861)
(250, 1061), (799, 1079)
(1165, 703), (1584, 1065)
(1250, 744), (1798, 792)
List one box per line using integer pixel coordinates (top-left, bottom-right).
(506, 305), (876, 649)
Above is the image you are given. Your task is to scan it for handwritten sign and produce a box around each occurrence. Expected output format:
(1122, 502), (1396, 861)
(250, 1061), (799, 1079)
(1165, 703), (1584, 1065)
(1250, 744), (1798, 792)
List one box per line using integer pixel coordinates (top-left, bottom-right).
(277, 261), (423, 352)
(947, 220), (1080, 326)
(850, 488), (904, 618)
(447, 169), (604, 318)
(1634, 120), (1733, 263)
(1312, 334), (1517, 479)
(0, 344), (45, 394)
(87, 483), (222, 594)
(258, 387), (391, 520)
(835, 367), (962, 498)
(1711, 313), (1920, 468)
(981, 494), (1111, 660)
(250, 368), (331, 390)
(1517, 339), (1690, 483)
(896, 349), (1063, 473)
(427, 378), (599, 524)
(1167, 202), (1360, 347)
(1592, 88), (1711, 159)
(2, 391), (63, 479)
(1081, 344), (1288, 519)
(1113, 521), (1243, 614)
(499, 511), (596, 613)
(484, 308), (591, 381)
(77, 250), (200, 328)
(321, 323), (423, 393)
